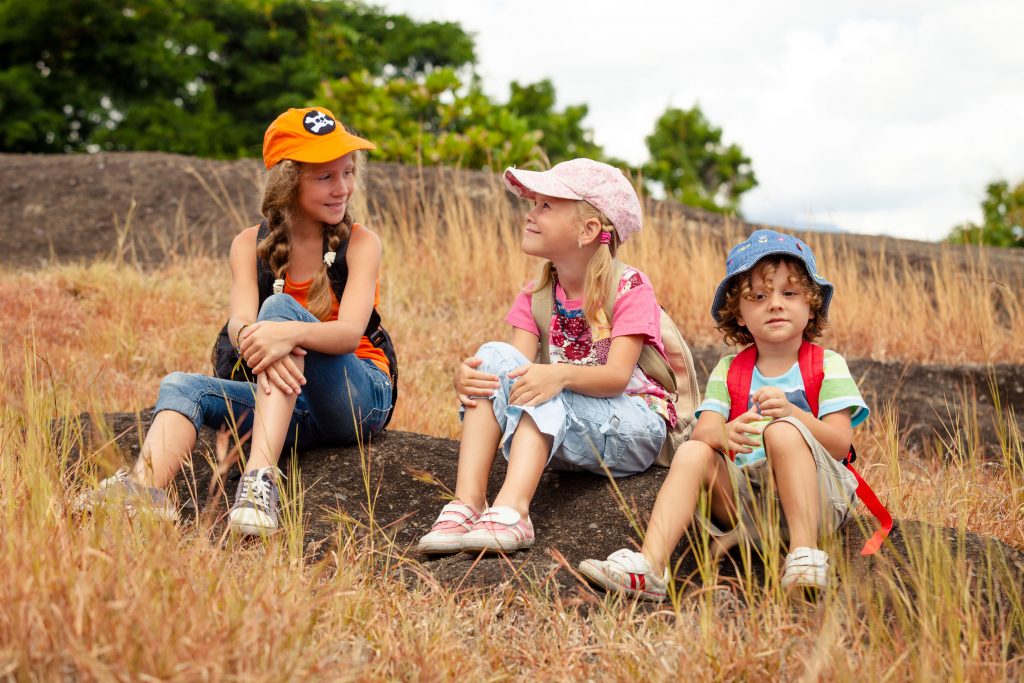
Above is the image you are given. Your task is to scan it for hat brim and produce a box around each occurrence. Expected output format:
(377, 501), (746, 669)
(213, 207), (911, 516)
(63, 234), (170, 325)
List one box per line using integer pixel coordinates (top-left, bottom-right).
(266, 135), (376, 170)
(503, 168), (582, 201)
(710, 248), (834, 323)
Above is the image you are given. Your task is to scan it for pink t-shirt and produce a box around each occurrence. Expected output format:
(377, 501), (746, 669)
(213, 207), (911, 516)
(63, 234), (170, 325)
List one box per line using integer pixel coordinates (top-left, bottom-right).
(505, 267), (676, 425)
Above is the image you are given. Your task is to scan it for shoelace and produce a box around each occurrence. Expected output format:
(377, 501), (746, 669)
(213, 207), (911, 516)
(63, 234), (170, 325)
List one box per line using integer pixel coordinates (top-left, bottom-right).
(239, 473), (273, 509)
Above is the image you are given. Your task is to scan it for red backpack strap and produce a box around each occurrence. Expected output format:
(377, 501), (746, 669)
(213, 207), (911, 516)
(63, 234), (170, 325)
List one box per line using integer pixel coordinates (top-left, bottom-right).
(846, 462), (893, 555)
(726, 345), (758, 423)
(797, 341), (825, 418)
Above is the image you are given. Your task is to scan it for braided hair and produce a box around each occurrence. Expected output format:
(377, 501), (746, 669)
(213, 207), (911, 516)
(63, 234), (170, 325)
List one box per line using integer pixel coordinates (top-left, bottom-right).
(257, 155), (364, 321)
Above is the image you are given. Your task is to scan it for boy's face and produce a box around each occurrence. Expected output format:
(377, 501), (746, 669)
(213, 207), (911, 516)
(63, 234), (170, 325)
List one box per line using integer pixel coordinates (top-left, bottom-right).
(736, 260), (814, 346)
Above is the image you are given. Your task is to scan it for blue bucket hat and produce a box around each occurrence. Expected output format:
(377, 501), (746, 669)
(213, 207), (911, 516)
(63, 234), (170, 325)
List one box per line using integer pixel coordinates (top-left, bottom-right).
(710, 229), (834, 322)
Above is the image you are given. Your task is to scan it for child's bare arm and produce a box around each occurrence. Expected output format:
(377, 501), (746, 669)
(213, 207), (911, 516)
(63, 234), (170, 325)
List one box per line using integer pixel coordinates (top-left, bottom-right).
(510, 327), (540, 360)
(507, 334), (643, 406)
(754, 386), (853, 460)
(452, 328), (538, 407)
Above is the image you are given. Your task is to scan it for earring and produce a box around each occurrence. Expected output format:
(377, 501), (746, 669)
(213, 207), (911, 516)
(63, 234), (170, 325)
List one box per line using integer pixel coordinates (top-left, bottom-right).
(577, 239), (583, 249)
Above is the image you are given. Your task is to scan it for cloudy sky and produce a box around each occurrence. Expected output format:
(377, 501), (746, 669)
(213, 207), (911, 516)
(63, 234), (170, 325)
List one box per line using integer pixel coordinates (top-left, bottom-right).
(378, 0), (1024, 241)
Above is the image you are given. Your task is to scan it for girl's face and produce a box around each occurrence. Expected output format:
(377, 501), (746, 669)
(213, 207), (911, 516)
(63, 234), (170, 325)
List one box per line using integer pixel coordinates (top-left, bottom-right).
(296, 153), (357, 226)
(521, 194), (583, 260)
(736, 261), (814, 345)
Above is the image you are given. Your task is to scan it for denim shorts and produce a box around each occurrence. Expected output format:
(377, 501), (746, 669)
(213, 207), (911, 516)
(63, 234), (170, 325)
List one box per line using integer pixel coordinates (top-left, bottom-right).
(154, 294), (393, 448)
(465, 342), (666, 478)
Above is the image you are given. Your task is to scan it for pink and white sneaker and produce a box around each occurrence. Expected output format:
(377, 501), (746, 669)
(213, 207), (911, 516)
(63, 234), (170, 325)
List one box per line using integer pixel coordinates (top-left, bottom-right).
(459, 506), (535, 552)
(578, 549), (668, 602)
(417, 501), (482, 554)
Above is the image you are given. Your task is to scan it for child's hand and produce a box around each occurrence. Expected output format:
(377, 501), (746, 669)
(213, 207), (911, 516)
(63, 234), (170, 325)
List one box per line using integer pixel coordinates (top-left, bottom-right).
(241, 321), (304, 374)
(453, 356), (500, 407)
(726, 409), (767, 455)
(752, 387), (794, 419)
(507, 363), (565, 407)
(257, 351), (307, 395)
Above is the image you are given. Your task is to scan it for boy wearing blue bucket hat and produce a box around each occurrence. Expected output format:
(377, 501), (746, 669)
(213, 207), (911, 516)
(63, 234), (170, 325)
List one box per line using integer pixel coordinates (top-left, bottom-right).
(580, 229), (872, 600)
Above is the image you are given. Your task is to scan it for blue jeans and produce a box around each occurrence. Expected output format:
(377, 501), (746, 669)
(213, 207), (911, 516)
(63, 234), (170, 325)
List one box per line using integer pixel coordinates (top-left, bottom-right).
(155, 294), (392, 448)
(465, 342), (666, 477)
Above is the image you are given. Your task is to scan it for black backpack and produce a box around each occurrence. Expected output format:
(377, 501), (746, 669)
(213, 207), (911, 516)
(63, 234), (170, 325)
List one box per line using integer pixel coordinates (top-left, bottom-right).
(210, 220), (399, 429)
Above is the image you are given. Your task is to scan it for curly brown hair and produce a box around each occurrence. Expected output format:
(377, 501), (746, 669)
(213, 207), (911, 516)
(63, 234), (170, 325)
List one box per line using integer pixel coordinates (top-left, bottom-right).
(715, 255), (828, 346)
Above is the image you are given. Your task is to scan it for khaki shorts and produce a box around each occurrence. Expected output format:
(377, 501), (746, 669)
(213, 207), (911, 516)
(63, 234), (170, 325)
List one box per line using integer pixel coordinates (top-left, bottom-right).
(696, 416), (858, 548)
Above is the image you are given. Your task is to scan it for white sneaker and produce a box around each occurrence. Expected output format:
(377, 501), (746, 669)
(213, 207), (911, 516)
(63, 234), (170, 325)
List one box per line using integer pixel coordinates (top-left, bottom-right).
(781, 547), (829, 592)
(578, 549), (668, 602)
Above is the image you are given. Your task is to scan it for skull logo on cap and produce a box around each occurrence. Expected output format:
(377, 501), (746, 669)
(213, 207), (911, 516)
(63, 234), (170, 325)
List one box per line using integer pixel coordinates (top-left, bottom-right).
(303, 110), (336, 136)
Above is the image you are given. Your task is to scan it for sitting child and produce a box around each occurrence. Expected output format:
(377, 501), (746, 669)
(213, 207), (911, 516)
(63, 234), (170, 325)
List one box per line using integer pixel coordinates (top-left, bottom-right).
(579, 229), (869, 600)
(417, 159), (677, 554)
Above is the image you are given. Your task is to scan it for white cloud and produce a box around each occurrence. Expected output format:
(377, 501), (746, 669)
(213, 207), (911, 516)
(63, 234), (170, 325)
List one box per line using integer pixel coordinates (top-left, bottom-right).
(378, 0), (1024, 241)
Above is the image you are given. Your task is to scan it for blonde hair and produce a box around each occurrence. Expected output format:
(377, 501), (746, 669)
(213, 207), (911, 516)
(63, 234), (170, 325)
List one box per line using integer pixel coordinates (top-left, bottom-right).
(257, 152), (366, 322)
(715, 255), (828, 346)
(530, 200), (620, 328)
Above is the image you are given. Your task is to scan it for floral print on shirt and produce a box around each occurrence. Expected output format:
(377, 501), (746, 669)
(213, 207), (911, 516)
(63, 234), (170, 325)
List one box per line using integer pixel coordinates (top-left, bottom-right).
(546, 268), (677, 426)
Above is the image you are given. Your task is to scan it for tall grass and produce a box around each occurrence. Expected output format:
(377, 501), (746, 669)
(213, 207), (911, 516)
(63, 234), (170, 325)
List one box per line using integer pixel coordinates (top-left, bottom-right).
(1, 165), (1022, 679)
(1, 167), (1020, 432)
(1, 360), (1021, 678)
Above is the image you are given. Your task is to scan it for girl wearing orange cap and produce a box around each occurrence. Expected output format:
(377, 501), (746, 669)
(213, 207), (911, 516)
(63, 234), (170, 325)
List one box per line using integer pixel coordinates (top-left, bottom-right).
(76, 107), (394, 535)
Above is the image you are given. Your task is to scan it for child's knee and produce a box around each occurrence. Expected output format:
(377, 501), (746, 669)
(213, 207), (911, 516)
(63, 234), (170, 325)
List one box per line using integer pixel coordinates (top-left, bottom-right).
(672, 439), (716, 472)
(257, 293), (305, 321)
(763, 420), (806, 454)
(159, 371), (195, 399)
(475, 341), (529, 374)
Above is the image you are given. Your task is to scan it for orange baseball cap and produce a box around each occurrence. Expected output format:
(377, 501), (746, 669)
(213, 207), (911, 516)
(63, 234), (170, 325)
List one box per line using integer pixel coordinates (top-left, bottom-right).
(262, 107), (376, 170)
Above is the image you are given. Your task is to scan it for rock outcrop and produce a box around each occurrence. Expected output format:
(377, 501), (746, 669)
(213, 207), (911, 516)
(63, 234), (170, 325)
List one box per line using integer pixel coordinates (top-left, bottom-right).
(76, 411), (1024, 621)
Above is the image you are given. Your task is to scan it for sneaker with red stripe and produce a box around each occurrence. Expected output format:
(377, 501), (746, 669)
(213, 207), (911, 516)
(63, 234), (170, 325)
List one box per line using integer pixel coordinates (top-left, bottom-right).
(417, 501), (482, 554)
(459, 506), (535, 552)
(578, 549), (668, 602)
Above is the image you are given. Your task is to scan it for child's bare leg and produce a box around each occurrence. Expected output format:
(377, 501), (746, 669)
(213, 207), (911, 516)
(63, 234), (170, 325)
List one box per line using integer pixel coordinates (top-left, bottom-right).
(490, 413), (551, 516)
(452, 400), (503, 511)
(245, 358), (303, 473)
(641, 441), (737, 575)
(132, 411), (198, 488)
(763, 421), (819, 551)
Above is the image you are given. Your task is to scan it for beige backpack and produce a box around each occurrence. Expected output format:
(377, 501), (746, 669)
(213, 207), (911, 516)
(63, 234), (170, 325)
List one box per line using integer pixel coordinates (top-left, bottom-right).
(530, 261), (700, 467)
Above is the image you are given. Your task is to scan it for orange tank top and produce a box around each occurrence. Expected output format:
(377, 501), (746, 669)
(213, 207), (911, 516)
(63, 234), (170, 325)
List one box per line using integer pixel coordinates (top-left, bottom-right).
(281, 224), (389, 375)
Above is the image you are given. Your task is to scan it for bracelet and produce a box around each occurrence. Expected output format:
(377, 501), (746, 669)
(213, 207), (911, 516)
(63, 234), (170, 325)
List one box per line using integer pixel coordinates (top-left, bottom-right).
(235, 323), (251, 352)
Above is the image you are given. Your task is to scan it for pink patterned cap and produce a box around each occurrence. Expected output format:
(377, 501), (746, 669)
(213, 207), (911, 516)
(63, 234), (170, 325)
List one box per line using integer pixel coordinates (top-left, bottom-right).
(503, 158), (643, 243)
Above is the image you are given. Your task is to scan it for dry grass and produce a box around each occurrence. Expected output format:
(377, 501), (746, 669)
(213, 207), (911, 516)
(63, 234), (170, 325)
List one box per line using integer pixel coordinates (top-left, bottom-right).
(2, 168), (1020, 433)
(1, 168), (1023, 679)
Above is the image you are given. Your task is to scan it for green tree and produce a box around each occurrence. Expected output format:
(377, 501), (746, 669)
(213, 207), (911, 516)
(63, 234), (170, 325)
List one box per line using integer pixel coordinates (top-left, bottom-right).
(317, 69), (605, 170)
(0, 0), (476, 155)
(506, 80), (602, 163)
(948, 179), (1024, 248)
(0, 0), (223, 152)
(642, 105), (757, 214)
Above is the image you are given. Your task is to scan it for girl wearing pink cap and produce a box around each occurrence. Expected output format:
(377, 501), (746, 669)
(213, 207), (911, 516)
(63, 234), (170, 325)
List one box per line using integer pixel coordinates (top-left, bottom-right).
(418, 159), (678, 553)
